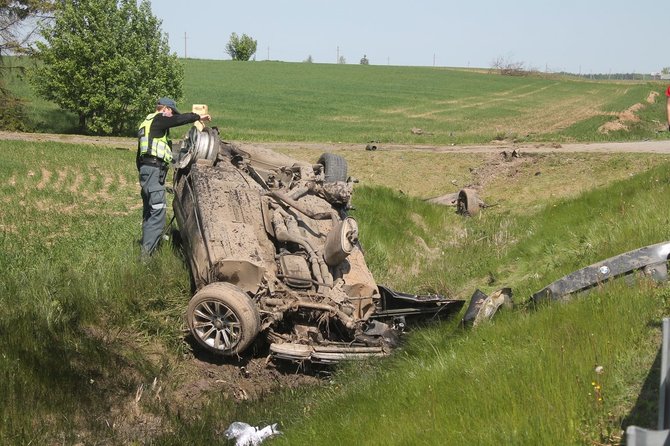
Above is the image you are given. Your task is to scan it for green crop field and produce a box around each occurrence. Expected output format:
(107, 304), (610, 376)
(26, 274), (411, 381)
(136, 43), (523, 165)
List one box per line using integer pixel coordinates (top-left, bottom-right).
(6, 57), (670, 144)
(2, 59), (670, 445)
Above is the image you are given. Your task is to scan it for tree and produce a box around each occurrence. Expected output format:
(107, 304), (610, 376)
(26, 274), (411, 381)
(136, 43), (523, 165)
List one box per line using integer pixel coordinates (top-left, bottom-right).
(0, 1), (55, 130)
(360, 54), (369, 65)
(303, 55), (313, 63)
(225, 32), (257, 61)
(490, 55), (527, 76)
(30, 0), (183, 135)
(338, 56), (346, 64)
(0, 0), (55, 57)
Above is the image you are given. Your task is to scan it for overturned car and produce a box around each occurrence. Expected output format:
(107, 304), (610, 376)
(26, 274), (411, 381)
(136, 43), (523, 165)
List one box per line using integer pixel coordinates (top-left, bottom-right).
(171, 126), (465, 363)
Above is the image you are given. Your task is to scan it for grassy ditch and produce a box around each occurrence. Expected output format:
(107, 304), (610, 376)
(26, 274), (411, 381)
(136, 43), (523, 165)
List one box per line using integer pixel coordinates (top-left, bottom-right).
(246, 161), (670, 446)
(0, 140), (192, 443)
(1, 139), (670, 444)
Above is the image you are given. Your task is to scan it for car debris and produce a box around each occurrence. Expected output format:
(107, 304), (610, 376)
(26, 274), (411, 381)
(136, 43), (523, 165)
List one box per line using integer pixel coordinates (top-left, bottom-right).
(532, 241), (670, 302)
(426, 188), (485, 216)
(461, 288), (513, 327)
(365, 140), (379, 151)
(224, 421), (281, 446)
(172, 125), (467, 364)
(501, 149), (521, 160)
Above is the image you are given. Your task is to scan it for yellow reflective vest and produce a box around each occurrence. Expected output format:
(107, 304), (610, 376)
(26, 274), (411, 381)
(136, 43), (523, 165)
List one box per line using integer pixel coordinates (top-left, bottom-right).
(137, 112), (172, 163)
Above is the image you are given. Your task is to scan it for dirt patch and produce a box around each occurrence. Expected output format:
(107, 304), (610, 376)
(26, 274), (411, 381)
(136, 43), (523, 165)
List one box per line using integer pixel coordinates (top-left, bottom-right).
(79, 325), (325, 442)
(170, 353), (323, 409)
(647, 91), (659, 104)
(36, 167), (51, 190)
(598, 103), (644, 134)
(464, 151), (532, 190)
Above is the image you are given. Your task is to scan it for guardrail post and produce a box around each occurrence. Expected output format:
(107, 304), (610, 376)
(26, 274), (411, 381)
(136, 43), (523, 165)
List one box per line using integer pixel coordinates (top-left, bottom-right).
(660, 318), (670, 430)
(626, 318), (670, 445)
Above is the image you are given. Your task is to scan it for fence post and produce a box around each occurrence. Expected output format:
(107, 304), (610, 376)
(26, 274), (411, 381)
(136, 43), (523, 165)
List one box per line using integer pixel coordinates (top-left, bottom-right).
(626, 317), (670, 445)
(660, 318), (670, 430)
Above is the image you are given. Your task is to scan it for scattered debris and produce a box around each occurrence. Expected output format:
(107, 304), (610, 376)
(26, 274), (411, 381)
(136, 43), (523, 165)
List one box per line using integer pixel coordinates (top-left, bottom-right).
(427, 188), (486, 216)
(501, 149), (521, 160)
(461, 288), (513, 327)
(365, 140), (379, 151)
(532, 240), (670, 302)
(224, 422), (281, 446)
(410, 127), (433, 135)
(426, 192), (460, 206)
(456, 188), (482, 216)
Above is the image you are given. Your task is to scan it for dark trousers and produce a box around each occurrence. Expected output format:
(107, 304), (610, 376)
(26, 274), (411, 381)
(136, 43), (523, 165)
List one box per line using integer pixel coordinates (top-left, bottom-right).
(139, 164), (167, 255)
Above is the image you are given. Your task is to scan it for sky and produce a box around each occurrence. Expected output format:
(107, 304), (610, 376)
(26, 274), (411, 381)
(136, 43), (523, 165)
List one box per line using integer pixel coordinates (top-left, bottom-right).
(150, 0), (666, 74)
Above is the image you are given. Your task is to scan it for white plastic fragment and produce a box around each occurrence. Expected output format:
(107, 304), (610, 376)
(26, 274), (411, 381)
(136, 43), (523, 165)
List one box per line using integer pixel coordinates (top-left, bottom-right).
(224, 421), (282, 446)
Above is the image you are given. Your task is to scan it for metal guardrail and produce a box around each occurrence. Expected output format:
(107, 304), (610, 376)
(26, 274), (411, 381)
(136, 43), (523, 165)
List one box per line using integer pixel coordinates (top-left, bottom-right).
(626, 318), (670, 445)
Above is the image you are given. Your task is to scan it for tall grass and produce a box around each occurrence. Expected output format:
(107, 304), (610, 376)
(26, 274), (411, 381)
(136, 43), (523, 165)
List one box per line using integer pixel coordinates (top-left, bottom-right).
(263, 162), (670, 445)
(0, 140), (191, 443)
(2, 138), (670, 444)
(273, 284), (667, 445)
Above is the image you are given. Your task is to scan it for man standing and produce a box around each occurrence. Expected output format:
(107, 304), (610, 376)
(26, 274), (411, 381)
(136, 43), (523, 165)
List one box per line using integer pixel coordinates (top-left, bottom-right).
(137, 97), (211, 256)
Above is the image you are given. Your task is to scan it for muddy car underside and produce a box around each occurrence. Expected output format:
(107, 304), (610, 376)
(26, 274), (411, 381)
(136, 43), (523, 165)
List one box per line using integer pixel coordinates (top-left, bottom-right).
(171, 127), (464, 363)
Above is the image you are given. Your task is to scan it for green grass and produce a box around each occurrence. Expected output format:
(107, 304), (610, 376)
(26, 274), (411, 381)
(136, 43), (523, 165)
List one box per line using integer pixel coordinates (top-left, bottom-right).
(272, 284), (667, 445)
(0, 140), (191, 443)
(2, 137), (670, 444)
(6, 57), (670, 143)
(3, 58), (670, 444)
(252, 162), (670, 446)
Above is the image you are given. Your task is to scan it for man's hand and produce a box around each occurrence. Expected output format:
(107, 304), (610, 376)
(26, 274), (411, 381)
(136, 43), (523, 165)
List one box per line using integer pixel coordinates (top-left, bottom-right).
(199, 114), (212, 122)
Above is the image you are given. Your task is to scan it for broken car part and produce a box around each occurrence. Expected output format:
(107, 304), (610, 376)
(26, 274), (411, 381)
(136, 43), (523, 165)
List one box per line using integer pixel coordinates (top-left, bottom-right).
(532, 241), (670, 302)
(426, 188), (484, 216)
(461, 288), (513, 327)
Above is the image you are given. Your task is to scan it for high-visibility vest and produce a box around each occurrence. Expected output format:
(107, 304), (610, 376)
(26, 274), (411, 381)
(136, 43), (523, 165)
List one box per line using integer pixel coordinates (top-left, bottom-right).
(137, 112), (172, 163)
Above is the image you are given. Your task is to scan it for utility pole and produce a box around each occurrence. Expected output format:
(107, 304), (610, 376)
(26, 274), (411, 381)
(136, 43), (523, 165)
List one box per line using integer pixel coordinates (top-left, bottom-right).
(184, 32), (187, 58)
(337, 46), (339, 64)
(433, 53), (435, 67)
(267, 46), (270, 60)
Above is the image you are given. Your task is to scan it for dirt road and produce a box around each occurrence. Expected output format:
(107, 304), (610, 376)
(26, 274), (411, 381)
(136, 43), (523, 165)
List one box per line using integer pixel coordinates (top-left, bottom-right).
(1, 130), (669, 154)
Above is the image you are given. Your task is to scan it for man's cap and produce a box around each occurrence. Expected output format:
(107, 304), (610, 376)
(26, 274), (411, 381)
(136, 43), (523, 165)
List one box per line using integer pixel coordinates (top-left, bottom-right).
(157, 97), (180, 114)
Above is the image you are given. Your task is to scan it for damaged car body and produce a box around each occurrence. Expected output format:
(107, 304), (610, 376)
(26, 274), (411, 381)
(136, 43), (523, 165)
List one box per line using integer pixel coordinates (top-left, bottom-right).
(532, 241), (670, 302)
(171, 126), (465, 364)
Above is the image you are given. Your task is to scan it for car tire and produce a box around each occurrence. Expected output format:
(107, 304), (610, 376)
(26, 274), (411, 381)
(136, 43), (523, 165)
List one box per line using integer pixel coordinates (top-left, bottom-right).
(186, 282), (260, 356)
(457, 188), (480, 217)
(317, 153), (348, 183)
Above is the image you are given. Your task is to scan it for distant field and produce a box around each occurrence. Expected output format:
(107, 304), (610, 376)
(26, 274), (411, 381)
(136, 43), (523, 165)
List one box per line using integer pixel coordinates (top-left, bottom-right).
(6, 58), (669, 144)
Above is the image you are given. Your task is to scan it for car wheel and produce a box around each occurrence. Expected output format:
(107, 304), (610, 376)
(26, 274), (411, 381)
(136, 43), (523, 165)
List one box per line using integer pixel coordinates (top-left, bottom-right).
(317, 153), (348, 183)
(457, 188), (480, 216)
(186, 282), (260, 356)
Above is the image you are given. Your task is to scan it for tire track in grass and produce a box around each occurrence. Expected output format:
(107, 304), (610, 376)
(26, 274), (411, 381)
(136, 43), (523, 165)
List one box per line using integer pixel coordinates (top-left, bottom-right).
(69, 168), (84, 193)
(55, 168), (68, 191)
(11, 164), (140, 217)
(36, 167), (51, 190)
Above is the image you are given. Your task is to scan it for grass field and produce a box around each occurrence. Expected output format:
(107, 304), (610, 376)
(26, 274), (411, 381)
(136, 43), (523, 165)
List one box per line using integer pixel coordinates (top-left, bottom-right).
(6, 57), (670, 144)
(3, 59), (670, 444)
